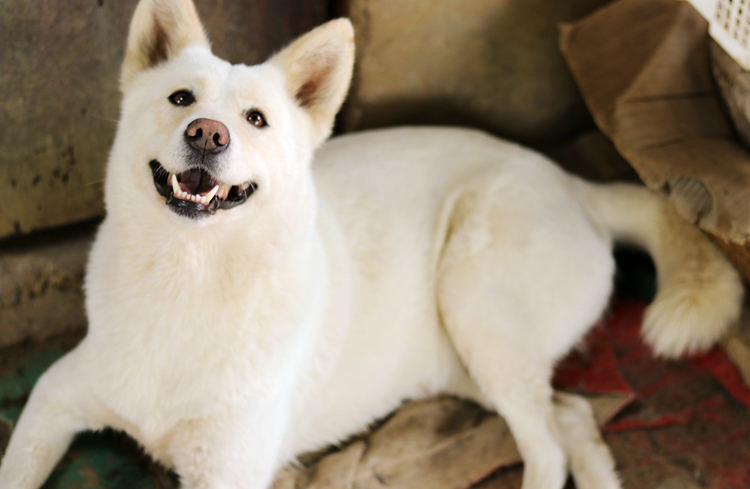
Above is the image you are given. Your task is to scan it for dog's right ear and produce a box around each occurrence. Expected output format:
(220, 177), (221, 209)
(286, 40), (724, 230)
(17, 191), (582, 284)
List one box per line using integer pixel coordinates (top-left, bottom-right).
(121, 0), (210, 91)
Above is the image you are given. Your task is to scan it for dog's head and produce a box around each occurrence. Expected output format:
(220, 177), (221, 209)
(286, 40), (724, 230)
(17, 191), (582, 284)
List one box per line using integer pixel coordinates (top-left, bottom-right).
(108, 0), (354, 226)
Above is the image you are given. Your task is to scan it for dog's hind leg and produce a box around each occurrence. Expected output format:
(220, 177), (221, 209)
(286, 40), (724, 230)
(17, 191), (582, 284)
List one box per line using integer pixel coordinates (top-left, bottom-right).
(436, 176), (619, 489)
(0, 349), (101, 489)
(553, 392), (620, 489)
(438, 265), (567, 489)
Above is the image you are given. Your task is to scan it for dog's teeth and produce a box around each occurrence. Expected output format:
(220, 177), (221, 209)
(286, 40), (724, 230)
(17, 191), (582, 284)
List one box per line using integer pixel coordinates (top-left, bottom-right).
(205, 185), (219, 202)
(171, 174), (180, 194)
(240, 182), (250, 191)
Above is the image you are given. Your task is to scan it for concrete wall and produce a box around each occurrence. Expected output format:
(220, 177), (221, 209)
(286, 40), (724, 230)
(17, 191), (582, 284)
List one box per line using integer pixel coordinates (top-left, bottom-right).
(1, 0), (616, 240)
(0, 0), (328, 239)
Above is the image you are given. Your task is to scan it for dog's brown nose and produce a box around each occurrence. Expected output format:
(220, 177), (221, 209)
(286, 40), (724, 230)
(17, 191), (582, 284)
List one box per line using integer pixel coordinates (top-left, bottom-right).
(185, 118), (230, 154)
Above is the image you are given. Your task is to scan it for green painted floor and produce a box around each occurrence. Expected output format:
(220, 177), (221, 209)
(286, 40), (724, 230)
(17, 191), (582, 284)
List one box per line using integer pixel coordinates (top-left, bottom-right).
(0, 336), (178, 489)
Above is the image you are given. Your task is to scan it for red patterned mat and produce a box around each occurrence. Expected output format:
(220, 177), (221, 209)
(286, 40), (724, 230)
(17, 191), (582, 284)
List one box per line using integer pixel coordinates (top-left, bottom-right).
(551, 299), (750, 489)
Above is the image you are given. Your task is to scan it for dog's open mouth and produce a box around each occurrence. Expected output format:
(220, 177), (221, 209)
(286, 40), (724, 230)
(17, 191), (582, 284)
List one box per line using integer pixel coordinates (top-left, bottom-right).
(150, 160), (256, 217)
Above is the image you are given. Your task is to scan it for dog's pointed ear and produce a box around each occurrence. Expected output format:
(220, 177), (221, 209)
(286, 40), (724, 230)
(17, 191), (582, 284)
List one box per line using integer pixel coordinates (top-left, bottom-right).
(271, 19), (355, 147)
(121, 0), (210, 91)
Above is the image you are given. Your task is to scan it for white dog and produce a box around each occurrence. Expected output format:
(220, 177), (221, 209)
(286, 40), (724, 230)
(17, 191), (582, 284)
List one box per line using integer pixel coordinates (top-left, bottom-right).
(0, 1), (744, 488)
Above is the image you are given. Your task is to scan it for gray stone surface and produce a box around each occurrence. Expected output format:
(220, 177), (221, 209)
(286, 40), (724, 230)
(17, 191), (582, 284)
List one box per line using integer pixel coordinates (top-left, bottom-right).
(341, 0), (612, 148)
(0, 0), (328, 239)
(0, 222), (98, 348)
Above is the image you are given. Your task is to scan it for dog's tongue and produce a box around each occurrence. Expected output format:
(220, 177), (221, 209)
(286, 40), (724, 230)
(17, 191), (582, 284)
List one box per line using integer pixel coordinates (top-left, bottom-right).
(179, 168), (217, 195)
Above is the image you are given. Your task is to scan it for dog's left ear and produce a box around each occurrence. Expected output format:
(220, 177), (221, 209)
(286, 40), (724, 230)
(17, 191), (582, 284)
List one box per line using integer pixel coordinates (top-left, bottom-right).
(121, 0), (210, 91)
(271, 19), (355, 147)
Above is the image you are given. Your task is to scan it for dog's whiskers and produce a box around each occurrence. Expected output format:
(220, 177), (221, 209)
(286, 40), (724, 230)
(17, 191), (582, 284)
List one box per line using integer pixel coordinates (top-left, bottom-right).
(81, 179), (106, 187)
(87, 114), (119, 124)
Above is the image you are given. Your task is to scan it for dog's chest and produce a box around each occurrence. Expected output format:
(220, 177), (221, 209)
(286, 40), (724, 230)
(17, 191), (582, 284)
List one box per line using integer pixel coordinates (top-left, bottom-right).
(85, 229), (316, 436)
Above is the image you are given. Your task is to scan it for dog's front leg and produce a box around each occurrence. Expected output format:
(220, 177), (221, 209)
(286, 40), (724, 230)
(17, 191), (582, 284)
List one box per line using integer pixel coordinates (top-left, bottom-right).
(0, 349), (101, 489)
(167, 408), (285, 489)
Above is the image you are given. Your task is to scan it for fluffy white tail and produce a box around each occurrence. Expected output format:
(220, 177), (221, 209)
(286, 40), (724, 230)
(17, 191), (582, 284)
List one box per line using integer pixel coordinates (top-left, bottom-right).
(584, 182), (744, 358)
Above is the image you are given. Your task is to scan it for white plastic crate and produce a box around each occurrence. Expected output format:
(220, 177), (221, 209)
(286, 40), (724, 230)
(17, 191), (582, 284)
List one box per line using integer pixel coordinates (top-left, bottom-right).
(689, 0), (750, 70)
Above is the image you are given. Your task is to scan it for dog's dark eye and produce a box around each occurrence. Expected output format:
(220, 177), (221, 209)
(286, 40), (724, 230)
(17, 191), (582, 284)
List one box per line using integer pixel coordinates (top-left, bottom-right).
(168, 90), (195, 107)
(246, 110), (267, 128)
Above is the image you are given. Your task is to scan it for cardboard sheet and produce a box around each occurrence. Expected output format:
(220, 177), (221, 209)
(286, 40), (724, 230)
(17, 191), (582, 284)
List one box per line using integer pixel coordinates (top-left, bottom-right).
(560, 0), (750, 281)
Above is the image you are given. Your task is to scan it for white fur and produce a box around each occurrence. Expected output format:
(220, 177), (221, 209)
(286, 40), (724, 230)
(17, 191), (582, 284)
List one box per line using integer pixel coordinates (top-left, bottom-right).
(0, 2), (743, 489)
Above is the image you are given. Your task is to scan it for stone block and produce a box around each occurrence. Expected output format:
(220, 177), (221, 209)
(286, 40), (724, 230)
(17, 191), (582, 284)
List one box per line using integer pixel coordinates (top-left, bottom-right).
(0, 222), (97, 348)
(341, 0), (612, 148)
(0, 0), (327, 239)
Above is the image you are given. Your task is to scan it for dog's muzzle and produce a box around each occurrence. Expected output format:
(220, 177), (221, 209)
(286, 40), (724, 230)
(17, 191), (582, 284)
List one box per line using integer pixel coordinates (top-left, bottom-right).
(150, 160), (256, 218)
